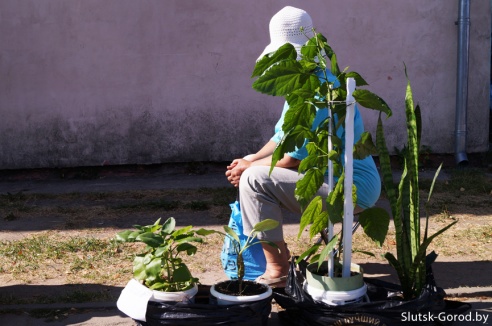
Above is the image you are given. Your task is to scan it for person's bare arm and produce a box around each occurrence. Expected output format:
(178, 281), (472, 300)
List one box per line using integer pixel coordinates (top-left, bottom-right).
(243, 141), (277, 162)
(228, 141), (277, 170)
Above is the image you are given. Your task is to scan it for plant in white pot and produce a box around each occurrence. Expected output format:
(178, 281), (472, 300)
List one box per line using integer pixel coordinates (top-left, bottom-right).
(115, 217), (212, 321)
(376, 67), (458, 300)
(209, 219), (280, 306)
(251, 31), (392, 305)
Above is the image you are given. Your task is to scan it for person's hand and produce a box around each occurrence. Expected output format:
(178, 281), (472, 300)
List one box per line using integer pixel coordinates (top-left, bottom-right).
(225, 159), (252, 187)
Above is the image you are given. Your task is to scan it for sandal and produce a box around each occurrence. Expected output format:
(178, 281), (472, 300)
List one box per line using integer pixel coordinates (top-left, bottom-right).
(255, 275), (288, 288)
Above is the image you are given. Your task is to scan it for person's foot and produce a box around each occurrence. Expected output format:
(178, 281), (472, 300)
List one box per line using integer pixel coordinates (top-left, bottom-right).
(257, 241), (291, 287)
(255, 274), (287, 288)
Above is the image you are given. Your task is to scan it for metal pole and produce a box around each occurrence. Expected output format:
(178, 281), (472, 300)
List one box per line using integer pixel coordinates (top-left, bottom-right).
(455, 0), (470, 166)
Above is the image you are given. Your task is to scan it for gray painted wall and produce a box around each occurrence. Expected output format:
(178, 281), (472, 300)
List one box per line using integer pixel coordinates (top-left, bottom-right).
(0, 1), (490, 169)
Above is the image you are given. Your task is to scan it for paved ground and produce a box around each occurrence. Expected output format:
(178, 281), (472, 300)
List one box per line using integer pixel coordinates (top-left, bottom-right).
(0, 164), (490, 325)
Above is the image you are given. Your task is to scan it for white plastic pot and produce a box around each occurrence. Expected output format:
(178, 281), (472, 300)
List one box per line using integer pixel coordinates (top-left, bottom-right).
(304, 281), (368, 306)
(117, 279), (198, 322)
(304, 262), (368, 306)
(210, 282), (272, 306)
(150, 283), (198, 303)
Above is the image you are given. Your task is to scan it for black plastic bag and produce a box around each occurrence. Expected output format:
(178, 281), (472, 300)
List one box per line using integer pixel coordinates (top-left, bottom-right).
(273, 256), (471, 326)
(135, 286), (272, 326)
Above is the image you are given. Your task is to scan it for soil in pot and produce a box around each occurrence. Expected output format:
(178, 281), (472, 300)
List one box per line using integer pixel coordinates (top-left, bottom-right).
(214, 280), (266, 296)
(210, 280), (273, 309)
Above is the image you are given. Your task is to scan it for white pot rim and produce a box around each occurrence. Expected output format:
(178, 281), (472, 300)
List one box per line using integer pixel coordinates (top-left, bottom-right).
(151, 283), (198, 302)
(210, 282), (272, 303)
(304, 281), (367, 306)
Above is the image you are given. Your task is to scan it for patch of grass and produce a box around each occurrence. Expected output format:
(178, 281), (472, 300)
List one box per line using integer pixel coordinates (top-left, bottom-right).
(420, 168), (491, 195)
(0, 234), (128, 283)
(447, 168), (491, 194)
(431, 225), (492, 258)
(202, 187), (236, 206)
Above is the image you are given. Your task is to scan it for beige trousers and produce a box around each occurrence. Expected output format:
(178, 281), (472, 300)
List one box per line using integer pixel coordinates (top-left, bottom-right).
(239, 166), (329, 242)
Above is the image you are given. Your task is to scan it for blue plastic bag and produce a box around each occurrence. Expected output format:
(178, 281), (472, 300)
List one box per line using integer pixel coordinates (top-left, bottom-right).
(220, 200), (266, 280)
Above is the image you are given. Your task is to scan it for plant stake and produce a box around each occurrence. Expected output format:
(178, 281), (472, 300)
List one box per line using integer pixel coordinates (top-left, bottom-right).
(342, 78), (356, 277)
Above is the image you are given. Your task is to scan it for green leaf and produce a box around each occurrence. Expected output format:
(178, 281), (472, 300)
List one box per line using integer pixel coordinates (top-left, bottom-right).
(161, 217), (176, 235)
(413, 220), (458, 270)
(376, 115), (399, 220)
(172, 264), (193, 283)
(298, 196), (323, 239)
(353, 131), (377, 159)
(271, 126), (309, 172)
(316, 235), (338, 269)
(346, 71), (368, 87)
(296, 244), (321, 264)
(427, 163), (443, 203)
(176, 243), (198, 256)
(148, 281), (171, 291)
(252, 219), (279, 233)
(415, 104), (422, 150)
(132, 255), (148, 281)
(252, 43), (297, 77)
(330, 52), (340, 77)
(195, 228), (221, 236)
(300, 36), (319, 62)
(252, 60), (319, 96)
(224, 225), (240, 244)
(144, 257), (162, 282)
(353, 89), (392, 117)
(283, 90), (316, 130)
(172, 225), (193, 237)
(115, 230), (134, 242)
(326, 176), (345, 224)
(359, 207), (390, 247)
(295, 168), (324, 209)
(310, 211), (329, 239)
(384, 252), (411, 297)
(154, 245), (169, 257)
(175, 236), (203, 245)
(135, 232), (164, 248)
(298, 153), (319, 174)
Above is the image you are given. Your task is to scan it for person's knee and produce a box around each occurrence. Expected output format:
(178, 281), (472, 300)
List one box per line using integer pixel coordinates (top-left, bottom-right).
(239, 166), (270, 192)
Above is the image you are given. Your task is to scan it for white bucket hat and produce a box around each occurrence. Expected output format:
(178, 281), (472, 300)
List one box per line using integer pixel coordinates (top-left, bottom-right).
(258, 6), (314, 61)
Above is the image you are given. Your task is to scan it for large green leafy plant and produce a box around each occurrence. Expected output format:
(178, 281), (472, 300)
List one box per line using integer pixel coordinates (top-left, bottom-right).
(116, 217), (210, 292)
(376, 68), (457, 299)
(251, 31), (391, 270)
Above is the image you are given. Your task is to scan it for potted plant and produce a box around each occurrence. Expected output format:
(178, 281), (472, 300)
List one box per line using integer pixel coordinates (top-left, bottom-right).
(209, 219), (280, 306)
(376, 67), (458, 300)
(251, 30), (392, 304)
(115, 217), (211, 305)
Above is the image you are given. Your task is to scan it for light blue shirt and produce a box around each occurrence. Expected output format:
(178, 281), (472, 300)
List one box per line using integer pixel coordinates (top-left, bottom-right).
(270, 69), (381, 209)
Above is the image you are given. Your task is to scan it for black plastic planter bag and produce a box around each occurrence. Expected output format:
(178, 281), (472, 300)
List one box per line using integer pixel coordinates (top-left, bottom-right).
(135, 288), (272, 326)
(273, 257), (471, 326)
